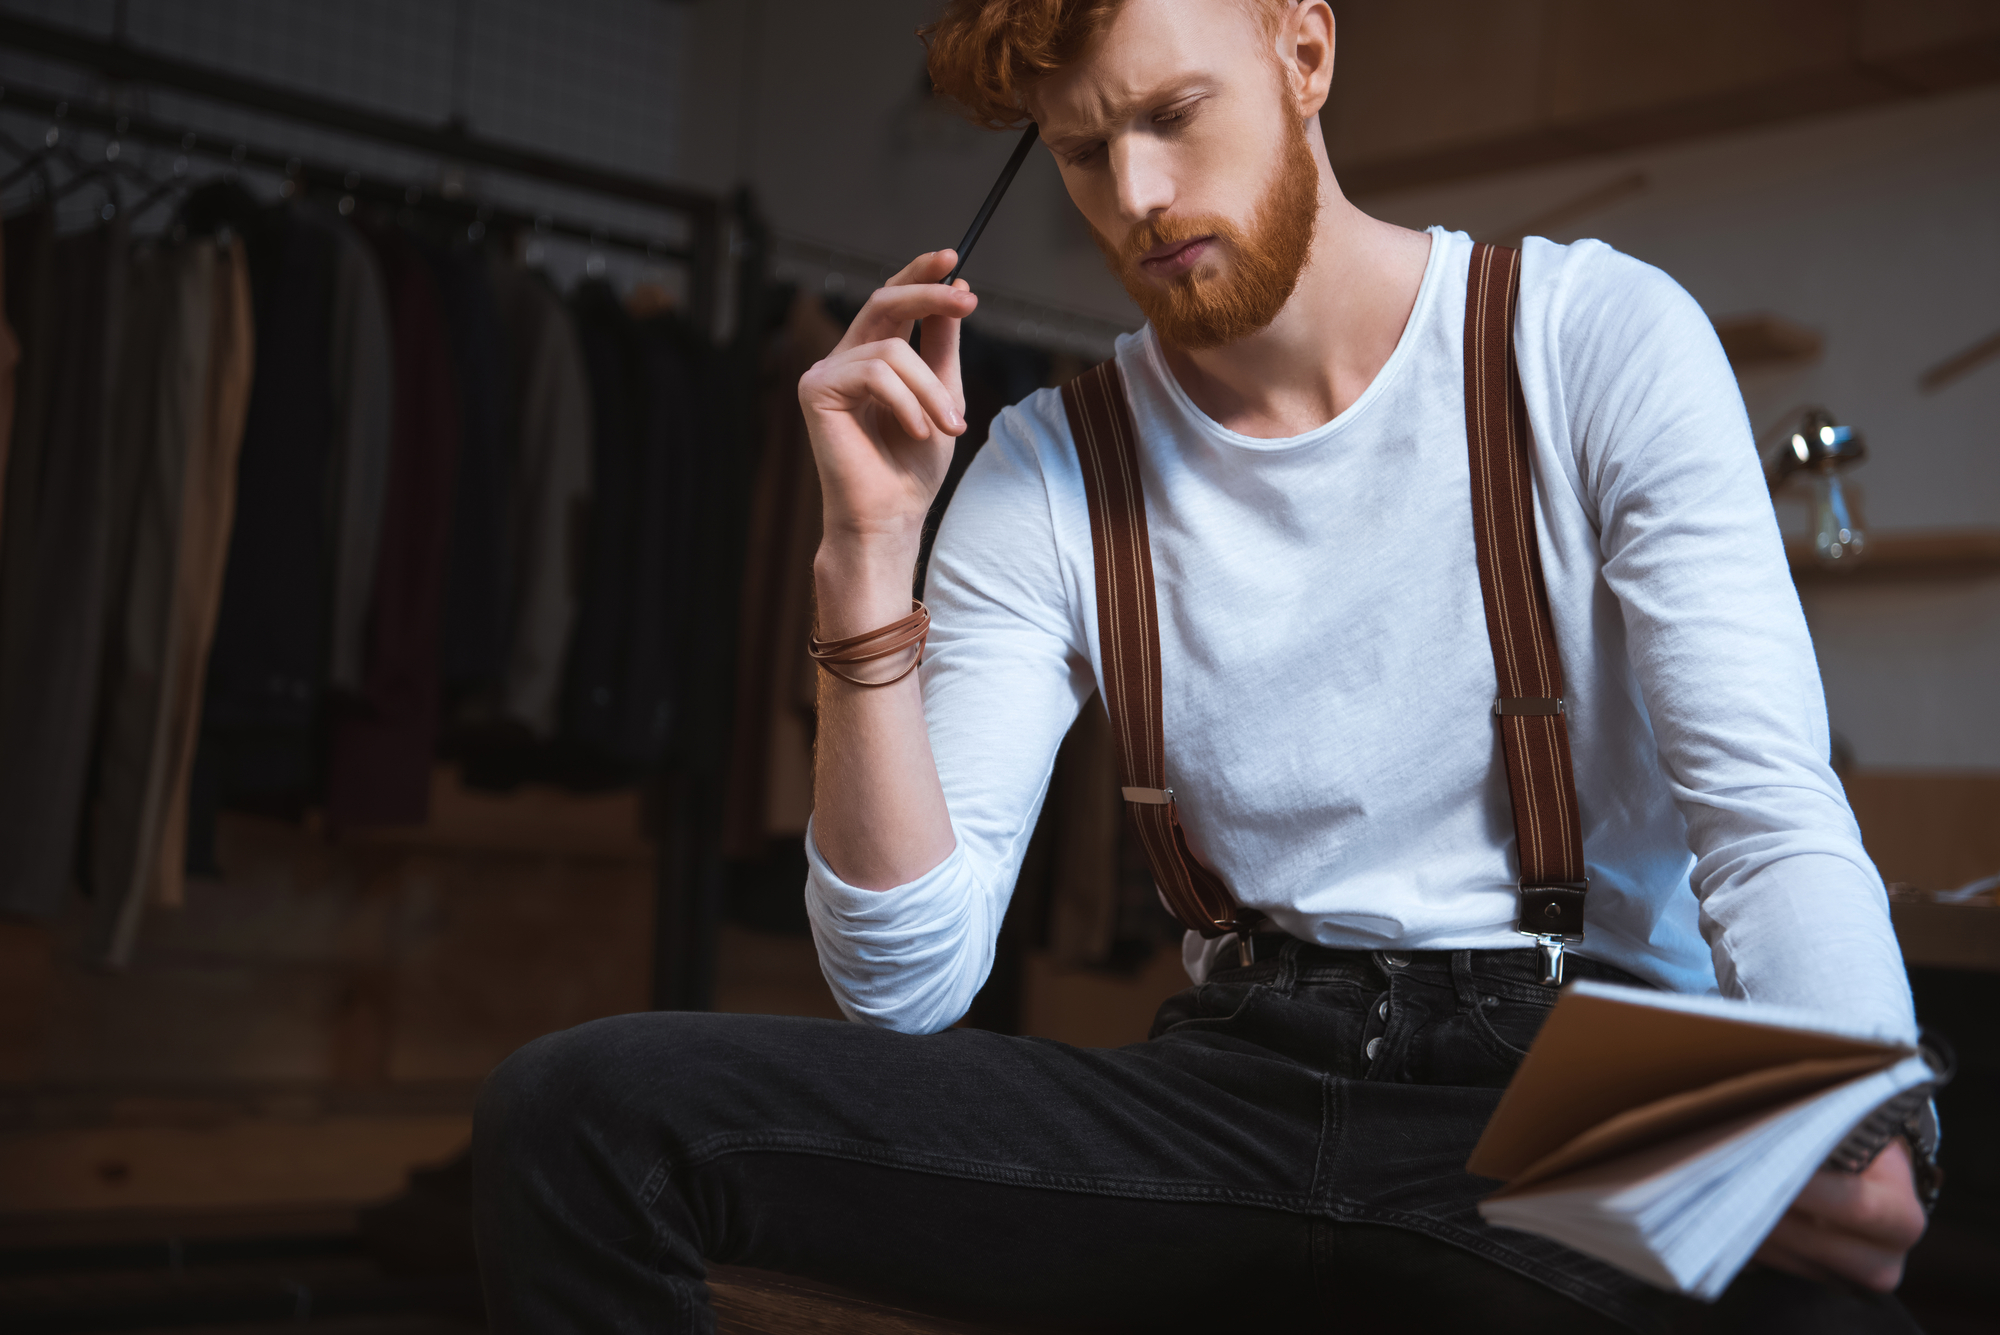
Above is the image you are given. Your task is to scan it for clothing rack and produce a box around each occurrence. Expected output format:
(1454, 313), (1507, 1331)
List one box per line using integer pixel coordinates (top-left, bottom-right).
(0, 13), (782, 1014)
(0, 11), (728, 330)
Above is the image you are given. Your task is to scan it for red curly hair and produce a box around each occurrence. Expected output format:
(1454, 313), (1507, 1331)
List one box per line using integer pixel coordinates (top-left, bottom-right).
(921, 0), (1122, 129)
(921, 0), (1290, 129)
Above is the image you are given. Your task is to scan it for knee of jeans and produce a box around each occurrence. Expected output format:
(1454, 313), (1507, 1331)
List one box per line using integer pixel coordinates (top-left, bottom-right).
(476, 1012), (737, 1153)
(475, 1016), (633, 1164)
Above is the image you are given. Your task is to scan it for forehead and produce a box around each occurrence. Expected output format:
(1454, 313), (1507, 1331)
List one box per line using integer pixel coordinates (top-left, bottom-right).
(1030, 0), (1268, 139)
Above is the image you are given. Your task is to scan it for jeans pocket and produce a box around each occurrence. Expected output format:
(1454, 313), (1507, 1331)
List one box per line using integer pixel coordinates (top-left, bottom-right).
(1463, 989), (1557, 1067)
(1148, 980), (1261, 1041)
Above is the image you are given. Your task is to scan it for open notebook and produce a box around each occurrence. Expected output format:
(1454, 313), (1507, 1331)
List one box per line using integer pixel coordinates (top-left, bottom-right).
(1468, 981), (1933, 1300)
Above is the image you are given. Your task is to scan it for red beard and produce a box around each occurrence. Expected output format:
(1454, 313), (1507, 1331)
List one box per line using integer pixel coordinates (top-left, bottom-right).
(1091, 111), (1319, 351)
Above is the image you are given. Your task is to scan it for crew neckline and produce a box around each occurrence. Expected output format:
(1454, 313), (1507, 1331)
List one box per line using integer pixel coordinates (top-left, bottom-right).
(1134, 225), (1450, 454)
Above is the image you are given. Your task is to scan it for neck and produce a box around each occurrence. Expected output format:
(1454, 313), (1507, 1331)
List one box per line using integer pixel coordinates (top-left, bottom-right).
(1157, 158), (1433, 439)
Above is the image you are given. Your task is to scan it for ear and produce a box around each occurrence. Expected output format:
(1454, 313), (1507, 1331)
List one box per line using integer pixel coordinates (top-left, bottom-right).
(1282, 1), (1335, 121)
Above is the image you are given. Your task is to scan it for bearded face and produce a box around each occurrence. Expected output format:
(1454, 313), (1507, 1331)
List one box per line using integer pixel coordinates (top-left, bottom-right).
(1090, 108), (1319, 352)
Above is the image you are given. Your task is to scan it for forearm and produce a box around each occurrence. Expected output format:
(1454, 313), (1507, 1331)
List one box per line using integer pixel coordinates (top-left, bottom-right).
(1697, 848), (1914, 1041)
(809, 535), (956, 890)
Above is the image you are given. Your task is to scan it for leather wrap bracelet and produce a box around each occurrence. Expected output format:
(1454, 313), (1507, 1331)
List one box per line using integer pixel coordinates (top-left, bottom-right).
(809, 600), (930, 687)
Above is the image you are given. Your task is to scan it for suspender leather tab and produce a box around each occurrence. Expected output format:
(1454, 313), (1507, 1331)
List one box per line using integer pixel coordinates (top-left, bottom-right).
(1518, 883), (1587, 937)
(1494, 697), (1563, 716)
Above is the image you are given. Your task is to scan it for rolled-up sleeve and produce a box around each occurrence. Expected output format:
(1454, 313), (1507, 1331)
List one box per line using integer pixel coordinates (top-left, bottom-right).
(805, 395), (1095, 1033)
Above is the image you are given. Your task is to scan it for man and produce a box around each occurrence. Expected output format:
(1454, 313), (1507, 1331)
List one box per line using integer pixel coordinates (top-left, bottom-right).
(474, 3), (1933, 1330)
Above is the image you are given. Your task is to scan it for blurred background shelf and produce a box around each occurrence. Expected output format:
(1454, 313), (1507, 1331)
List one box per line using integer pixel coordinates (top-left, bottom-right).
(1716, 313), (1823, 370)
(1788, 529), (2000, 584)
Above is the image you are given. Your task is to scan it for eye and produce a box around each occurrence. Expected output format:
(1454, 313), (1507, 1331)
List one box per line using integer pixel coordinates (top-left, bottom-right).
(1065, 143), (1102, 168)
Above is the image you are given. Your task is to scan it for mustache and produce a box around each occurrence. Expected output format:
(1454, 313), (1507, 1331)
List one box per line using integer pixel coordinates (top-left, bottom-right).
(1099, 213), (1242, 270)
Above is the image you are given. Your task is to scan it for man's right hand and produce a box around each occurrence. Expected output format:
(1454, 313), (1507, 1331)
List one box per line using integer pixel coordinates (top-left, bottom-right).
(798, 250), (977, 610)
(799, 251), (975, 891)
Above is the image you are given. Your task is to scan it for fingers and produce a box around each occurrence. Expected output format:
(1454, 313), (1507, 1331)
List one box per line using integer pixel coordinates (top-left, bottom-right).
(920, 278), (971, 394)
(834, 254), (979, 354)
(1750, 1149), (1928, 1296)
(837, 277), (978, 351)
(804, 338), (965, 440)
(872, 339), (964, 437)
(885, 248), (957, 288)
(857, 337), (965, 435)
(1789, 1145), (1929, 1252)
(1757, 1210), (1909, 1294)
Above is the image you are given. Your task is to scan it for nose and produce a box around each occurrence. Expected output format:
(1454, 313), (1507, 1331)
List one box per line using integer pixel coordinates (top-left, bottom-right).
(1109, 131), (1174, 229)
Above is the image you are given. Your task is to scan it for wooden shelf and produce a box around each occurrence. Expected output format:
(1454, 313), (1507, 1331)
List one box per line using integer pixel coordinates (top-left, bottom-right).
(1716, 313), (1822, 370)
(1891, 899), (2000, 972)
(335, 766), (652, 861)
(1788, 529), (2000, 584)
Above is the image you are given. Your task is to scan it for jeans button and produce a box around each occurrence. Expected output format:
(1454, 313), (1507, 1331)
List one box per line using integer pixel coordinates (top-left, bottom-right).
(1376, 998), (1389, 1020)
(1365, 1037), (1383, 1060)
(1383, 952), (1410, 968)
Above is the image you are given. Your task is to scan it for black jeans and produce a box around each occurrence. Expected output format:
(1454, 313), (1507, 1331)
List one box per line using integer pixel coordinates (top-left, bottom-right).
(472, 942), (1922, 1334)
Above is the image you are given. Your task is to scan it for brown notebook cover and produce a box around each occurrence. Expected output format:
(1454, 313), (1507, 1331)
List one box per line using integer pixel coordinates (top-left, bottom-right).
(1468, 983), (1912, 1194)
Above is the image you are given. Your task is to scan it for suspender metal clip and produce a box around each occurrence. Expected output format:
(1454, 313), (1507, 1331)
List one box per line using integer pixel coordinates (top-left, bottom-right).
(1516, 879), (1587, 986)
(1528, 934), (1567, 986)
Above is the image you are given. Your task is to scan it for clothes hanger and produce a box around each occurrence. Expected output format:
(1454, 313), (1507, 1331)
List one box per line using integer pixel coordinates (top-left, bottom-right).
(0, 123), (56, 196)
(124, 168), (191, 230)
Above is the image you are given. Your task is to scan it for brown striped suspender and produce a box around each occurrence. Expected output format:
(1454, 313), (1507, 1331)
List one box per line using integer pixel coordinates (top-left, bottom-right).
(1061, 359), (1259, 941)
(1464, 243), (1589, 983)
(1059, 242), (1589, 983)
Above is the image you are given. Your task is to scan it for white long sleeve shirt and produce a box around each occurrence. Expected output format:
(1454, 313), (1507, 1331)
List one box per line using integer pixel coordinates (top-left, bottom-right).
(804, 228), (1915, 1044)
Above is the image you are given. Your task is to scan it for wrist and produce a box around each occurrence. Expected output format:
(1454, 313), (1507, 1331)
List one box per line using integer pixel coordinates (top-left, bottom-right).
(814, 537), (921, 640)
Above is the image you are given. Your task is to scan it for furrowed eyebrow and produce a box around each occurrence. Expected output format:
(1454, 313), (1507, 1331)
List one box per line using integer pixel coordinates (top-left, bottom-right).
(1045, 82), (1210, 148)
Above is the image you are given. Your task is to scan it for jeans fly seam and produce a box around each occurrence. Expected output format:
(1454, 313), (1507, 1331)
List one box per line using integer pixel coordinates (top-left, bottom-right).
(1305, 1073), (1333, 1208)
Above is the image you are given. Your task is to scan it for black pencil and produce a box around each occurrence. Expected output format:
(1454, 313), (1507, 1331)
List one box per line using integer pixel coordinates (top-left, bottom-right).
(942, 124), (1039, 286)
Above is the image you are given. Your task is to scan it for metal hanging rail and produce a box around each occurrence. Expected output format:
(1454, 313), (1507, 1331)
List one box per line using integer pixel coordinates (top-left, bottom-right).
(0, 83), (700, 264)
(0, 11), (724, 325)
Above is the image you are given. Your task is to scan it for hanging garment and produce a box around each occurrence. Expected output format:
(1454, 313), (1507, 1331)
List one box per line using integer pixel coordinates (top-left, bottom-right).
(913, 322), (1051, 593)
(1039, 702), (1123, 967)
(719, 290), (842, 857)
(0, 211), (128, 920)
(423, 240), (512, 709)
(0, 210), (51, 687)
(89, 241), (182, 921)
(0, 219), (19, 541)
(560, 280), (640, 781)
(184, 200), (339, 867)
(487, 258), (591, 740)
(90, 237), (255, 958)
(324, 214), (393, 697)
(617, 314), (708, 771)
(324, 223), (460, 826)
